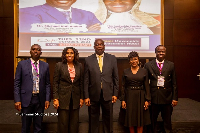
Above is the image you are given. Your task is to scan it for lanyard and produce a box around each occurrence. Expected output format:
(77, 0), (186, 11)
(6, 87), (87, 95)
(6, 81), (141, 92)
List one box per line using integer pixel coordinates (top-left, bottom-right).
(31, 60), (39, 76)
(157, 62), (163, 75)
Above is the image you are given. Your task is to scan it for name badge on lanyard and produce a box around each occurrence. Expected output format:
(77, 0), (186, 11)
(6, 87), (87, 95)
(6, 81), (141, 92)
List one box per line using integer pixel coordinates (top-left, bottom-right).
(157, 76), (164, 87)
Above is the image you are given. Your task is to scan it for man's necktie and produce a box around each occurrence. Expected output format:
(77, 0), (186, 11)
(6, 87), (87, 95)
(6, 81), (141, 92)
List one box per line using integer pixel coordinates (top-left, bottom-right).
(98, 55), (103, 88)
(158, 63), (162, 74)
(34, 62), (37, 68)
(33, 62), (38, 93)
(98, 55), (103, 72)
(64, 11), (71, 23)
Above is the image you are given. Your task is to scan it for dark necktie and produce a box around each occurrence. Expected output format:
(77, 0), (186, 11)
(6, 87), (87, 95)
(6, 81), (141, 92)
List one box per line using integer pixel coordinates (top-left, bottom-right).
(34, 62), (37, 69)
(158, 63), (162, 73)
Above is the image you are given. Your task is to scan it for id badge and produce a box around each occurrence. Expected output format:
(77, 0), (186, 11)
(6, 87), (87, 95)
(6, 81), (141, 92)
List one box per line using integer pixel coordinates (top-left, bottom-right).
(157, 76), (164, 87)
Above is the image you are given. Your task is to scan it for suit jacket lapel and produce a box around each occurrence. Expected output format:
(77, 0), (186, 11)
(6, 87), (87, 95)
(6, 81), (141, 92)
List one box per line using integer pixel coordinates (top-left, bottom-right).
(62, 63), (72, 83)
(42, 4), (69, 24)
(92, 54), (101, 73)
(102, 53), (108, 73)
(161, 60), (168, 75)
(39, 61), (43, 82)
(71, 7), (79, 24)
(27, 59), (33, 81)
(151, 59), (160, 75)
(73, 63), (79, 83)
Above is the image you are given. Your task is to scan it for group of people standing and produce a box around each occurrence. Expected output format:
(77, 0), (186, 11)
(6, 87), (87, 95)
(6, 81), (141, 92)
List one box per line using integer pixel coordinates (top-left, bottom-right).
(14, 39), (178, 133)
(119, 45), (178, 133)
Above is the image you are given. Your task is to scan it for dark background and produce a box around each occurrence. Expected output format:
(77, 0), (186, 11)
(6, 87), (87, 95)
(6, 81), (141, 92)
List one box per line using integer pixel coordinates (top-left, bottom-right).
(0, 0), (200, 101)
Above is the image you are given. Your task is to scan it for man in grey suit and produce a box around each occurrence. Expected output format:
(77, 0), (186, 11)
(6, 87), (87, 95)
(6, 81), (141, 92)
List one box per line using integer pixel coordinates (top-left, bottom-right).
(84, 39), (119, 133)
(144, 45), (178, 133)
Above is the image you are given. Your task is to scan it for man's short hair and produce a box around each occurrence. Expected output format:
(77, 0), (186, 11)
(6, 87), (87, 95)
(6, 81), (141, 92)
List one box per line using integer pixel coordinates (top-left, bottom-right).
(30, 44), (42, 51)
(94, 39), (104, 46)
(155, 45), (165, 53)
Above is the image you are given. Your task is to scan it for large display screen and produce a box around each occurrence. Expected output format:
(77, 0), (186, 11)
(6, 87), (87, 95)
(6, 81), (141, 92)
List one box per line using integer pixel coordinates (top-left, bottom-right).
(18, 0), (162, 57)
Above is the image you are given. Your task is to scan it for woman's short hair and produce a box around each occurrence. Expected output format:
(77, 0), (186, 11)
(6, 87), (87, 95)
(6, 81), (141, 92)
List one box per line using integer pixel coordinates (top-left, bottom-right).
(61, 47), (79, 64)
(128, 51), (139, 61)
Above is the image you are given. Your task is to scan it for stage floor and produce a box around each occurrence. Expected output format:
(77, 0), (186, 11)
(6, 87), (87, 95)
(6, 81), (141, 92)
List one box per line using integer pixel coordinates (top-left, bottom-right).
(0, 98), (200, 133)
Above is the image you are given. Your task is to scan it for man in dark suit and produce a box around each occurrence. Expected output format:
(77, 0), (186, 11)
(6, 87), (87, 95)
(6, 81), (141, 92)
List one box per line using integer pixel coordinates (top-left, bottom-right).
(19, 0), (101, 33)
(84, 39), (119, 133)
(14, 44), (51, 133)
(144, 45), (178, 133)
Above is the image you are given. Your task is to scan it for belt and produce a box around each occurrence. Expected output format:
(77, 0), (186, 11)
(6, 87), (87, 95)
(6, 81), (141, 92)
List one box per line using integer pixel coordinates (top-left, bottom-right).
(32, 93), (39, 96)
(128, 86), (143, 90)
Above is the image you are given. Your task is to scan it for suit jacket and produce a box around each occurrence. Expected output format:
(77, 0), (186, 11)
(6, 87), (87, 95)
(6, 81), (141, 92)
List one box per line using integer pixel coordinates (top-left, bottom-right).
(53, 62), (83, 110)
(144, 59), (178, 104)
(84, 53), (119, 101)
(19, 3), (101, 32)
(14, 59), (51, 108)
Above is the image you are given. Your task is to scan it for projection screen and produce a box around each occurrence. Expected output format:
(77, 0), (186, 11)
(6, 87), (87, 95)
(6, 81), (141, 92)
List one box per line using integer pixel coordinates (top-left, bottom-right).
(18, 0), (163, 57)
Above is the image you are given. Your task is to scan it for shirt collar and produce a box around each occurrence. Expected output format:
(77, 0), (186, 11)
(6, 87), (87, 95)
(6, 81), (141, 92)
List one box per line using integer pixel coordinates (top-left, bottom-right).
(156, 59), (164, 64)
(30, 58), (39, 64)
(56, 7), (72, 19)
(55, 7), (72, 12)
(96, 53), (104, 58)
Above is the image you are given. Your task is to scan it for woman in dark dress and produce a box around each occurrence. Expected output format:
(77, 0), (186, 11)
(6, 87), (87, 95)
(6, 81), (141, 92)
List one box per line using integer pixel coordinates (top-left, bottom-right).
(120, 51), (151, 133)
(53, 47), (84, 133)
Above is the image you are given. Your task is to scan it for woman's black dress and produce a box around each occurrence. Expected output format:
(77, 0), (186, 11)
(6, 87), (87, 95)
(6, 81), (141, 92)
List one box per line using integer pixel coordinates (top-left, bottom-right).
(120, 67), (151, 127)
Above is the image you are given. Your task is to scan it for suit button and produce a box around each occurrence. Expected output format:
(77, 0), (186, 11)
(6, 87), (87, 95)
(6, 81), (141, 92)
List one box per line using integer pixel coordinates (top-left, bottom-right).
(164, 88), (166, 89)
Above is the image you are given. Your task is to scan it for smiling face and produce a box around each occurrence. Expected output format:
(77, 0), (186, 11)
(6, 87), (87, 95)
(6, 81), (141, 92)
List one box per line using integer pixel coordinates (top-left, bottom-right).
(65, 48), (74, 63)
(46, 0), (76, 10)
(30, 44), (42, 61)
(94, 39), (105, 55)
(156, 45), (166, 62)
(129, 57), (139, 68)
(103, 0), (135, 13)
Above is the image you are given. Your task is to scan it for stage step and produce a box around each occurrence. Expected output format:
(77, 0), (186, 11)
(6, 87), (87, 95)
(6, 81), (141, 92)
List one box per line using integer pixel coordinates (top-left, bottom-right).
(0, 121), (200, 133)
